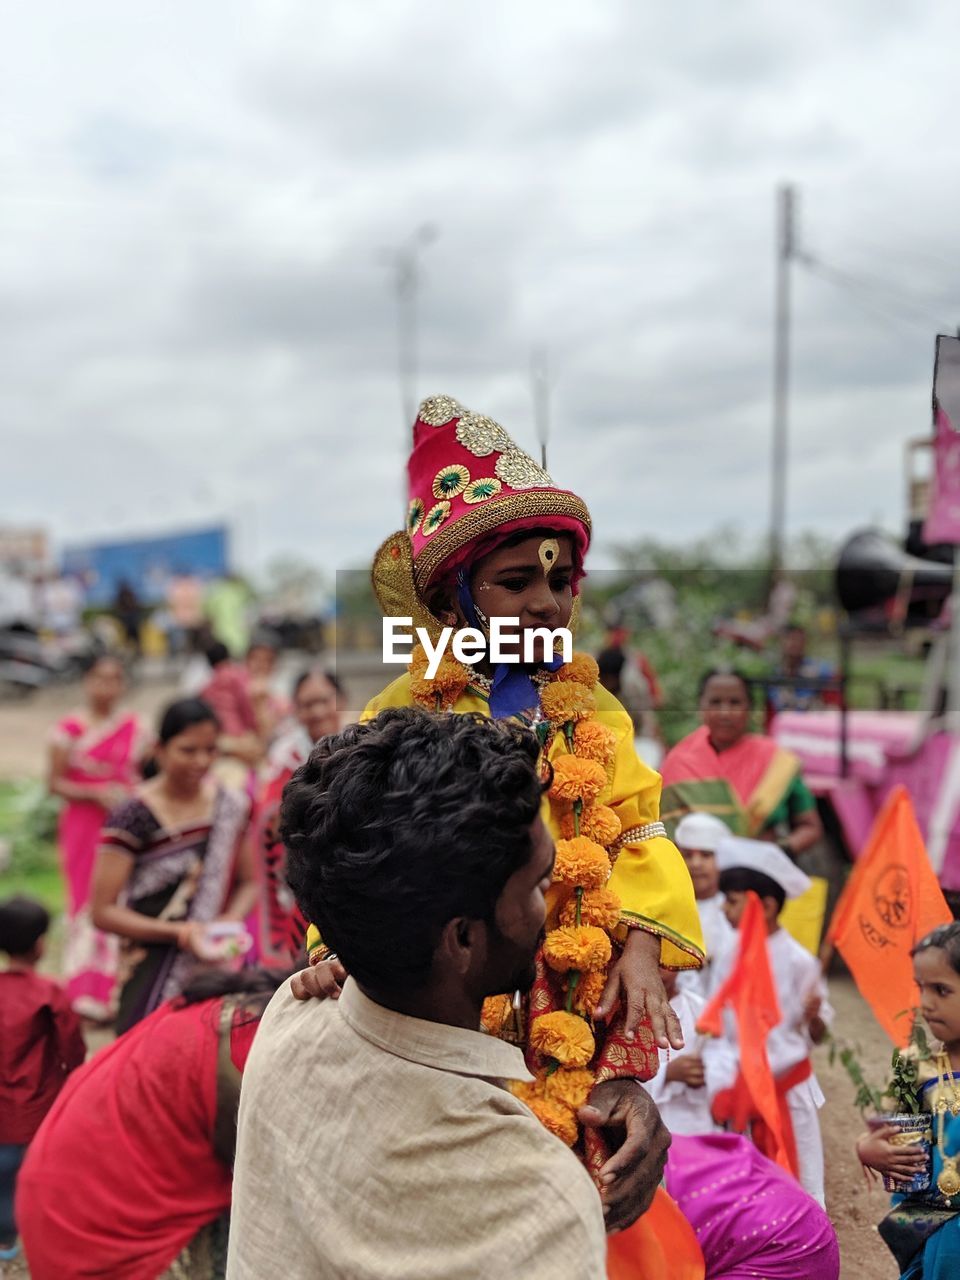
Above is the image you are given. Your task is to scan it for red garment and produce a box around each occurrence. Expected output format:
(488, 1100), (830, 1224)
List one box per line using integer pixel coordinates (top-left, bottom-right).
(0, 970), (85, 1144)
(200, 664), (258, 736)
(16, 996), (257, 1280)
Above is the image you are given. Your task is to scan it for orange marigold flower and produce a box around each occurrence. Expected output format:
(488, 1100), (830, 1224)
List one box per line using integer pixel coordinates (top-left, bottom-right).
(540, 681), (596, 725)
(572, 720), (617, 766)
(549, 755), (607, 804)
(524, 1095), (579, 1146)
(553, 837), (610, 889)
(431, 655), (471, 694)
(543, 925), (612, 975)
(529, 1010), (596, 1067)
(555, 652), (600, 688)
(410, 644), (430, 679)
(571, 968), (607, 1016)
(560, 887), (622, 931)
(480, 994), (514, 1035)
(560, 802), (622, 847)
(510, 1079), (545, 1107)
(544, 1067), (595, 1112)
(409, 654), (470, 710)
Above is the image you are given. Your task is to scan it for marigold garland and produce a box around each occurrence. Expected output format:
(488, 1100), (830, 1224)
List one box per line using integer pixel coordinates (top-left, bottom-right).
(524, 1095), (579, 1147)
(549, 754), (607, 804)
(406, 646), (630, 1148)
(555, 653), (600, 687)
(543, 924), (612, 974)
(539, 681), (596, 725)
(529, 1010), (596, 1067)
(560, 803), (621, 847)
(571, 719), (617, 765)
(560, 886), (621, 932)
(552, 837), (611, 890)
(543, 1067), (595, 1112)
(409, 647), (470, 710)
(571, 968), (607, 1016)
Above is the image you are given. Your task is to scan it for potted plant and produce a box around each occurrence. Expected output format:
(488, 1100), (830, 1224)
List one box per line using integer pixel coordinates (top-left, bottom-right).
(831, 1017), (933, 1194)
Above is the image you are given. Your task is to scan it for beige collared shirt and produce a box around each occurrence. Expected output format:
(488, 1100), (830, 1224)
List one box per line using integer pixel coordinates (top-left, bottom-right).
(227, 978), (606, 1280)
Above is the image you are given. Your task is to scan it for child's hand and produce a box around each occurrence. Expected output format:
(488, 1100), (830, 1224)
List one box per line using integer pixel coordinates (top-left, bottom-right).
(856, 1126), (928, 1184)
(665, 1054), (706, 1088)
(802, 992), (821, 1023)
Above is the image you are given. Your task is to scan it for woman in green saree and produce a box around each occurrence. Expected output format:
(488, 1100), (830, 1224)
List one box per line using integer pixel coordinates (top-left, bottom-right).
(660, 670), (824, 952)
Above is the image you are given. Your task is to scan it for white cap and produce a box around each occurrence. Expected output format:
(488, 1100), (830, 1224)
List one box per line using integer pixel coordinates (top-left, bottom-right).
(716, 836), (811, 901)
(674, 812), (732, 853)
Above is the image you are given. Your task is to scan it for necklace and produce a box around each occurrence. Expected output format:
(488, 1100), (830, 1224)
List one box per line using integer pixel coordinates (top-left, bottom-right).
(934, 1050), (960, 1202)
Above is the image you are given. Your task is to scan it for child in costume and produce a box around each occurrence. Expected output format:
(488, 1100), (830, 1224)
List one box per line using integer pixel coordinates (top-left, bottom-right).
(298, 397), (839, 1272)
(858, 922), (960, 1278)
(646, 966), (718, 1136)
(309, 395), (704, 1131)
(674, 811), (735, 999)
(705, 837), (832, 1205)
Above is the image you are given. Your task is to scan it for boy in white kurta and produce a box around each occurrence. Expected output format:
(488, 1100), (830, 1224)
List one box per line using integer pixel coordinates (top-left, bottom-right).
(703, 837), (833, 1206)
(646, 967), (719, 1135)
(674, 812), (736, 999)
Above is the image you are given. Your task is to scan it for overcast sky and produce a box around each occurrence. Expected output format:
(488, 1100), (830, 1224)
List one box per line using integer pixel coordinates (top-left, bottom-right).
(2, 0), (959, 577)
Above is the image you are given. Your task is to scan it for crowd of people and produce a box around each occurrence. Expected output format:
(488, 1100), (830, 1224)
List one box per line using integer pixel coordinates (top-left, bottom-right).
(0, 393), (950, 1278)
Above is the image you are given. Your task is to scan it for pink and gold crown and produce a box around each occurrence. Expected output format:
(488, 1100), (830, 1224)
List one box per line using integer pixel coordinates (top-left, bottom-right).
(372, 394), (592, 630)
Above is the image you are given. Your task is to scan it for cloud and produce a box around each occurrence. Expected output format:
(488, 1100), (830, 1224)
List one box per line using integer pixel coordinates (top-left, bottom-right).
(1, 0), (959, 586)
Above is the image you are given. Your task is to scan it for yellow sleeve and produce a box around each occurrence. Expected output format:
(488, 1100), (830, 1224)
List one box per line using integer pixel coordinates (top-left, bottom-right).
(597, 690), (705, 970)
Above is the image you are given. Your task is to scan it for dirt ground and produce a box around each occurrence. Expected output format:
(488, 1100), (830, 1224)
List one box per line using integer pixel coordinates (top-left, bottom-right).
(0, 675), (899, 1279)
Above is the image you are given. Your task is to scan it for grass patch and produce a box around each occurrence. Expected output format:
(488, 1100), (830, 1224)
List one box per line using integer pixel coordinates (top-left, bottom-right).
(0, 778), (63, 912)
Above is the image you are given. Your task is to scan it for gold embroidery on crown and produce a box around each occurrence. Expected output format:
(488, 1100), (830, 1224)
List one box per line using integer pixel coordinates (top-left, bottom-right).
(463, 477), (503, 504)
(432, 464), (470, 500)
(418, 395), (463, 427)
(406, 498), (424, 536)
(495, 449), (554, 489)
(456, 413), (513, 458)
(422, 500), (451, 536)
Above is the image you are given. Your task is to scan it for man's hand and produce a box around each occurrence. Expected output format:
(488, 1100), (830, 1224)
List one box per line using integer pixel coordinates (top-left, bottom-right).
(664, 1054), (705, 1088)
(291, 957), (348, 1002)
(595, 929), (683, 1050)
(578, 1079), (670, 1233)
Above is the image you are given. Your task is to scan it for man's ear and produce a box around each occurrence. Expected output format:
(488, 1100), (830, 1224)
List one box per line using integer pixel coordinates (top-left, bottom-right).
(437, 916), (483, 976)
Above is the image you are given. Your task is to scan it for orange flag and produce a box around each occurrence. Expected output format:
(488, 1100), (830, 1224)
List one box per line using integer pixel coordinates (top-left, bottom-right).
(827, 785), (952, 1046)
(696, 892), (793, 1175)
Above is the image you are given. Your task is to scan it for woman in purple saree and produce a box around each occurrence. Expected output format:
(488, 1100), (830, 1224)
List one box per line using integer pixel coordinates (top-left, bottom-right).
(49, 655), (143, 1019)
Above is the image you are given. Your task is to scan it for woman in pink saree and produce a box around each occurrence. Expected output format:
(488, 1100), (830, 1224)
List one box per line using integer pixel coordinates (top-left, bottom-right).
(48, 655), (143, 1020)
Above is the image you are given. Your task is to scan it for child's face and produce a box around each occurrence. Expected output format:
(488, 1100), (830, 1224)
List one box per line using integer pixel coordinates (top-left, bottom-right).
(915, 946), (960, 1047)
(681, 846), (719, 900)
(722, 890), (779, 931)
(722, 890), (747, 929)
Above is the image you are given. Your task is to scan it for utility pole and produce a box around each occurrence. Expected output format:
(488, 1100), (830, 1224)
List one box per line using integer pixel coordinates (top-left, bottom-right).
(531, 348), (550, 469)
(769, 184), (796, 589)
(389, 224), (438, 431)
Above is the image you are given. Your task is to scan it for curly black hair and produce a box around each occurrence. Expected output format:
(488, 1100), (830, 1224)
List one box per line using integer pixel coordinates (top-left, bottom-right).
(281, 706), (546, 992)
